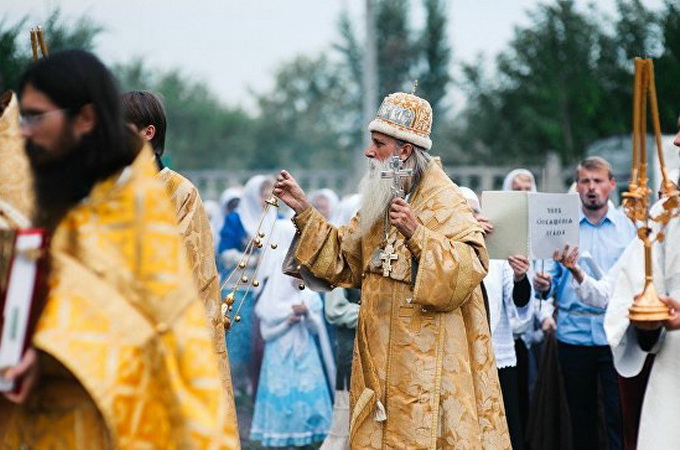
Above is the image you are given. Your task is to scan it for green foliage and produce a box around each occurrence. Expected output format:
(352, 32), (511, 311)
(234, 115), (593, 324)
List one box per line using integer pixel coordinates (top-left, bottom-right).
(250, 54), (358, 170)
(452, 0), (675, 166)
(376, 0), (415, 97)
(0, 8), (102, 92)
(335, 0), (452, 117)
(416, 0), (451, 121)
(0, 18), (28, 91)
(115, 60), (257, 171)
(655, 0), (680, 131)
(41, 8), (104, 53)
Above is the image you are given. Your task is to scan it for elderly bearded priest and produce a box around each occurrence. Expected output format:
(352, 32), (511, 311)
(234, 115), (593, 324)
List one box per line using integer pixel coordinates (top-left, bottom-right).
(274, 92), (510, 449)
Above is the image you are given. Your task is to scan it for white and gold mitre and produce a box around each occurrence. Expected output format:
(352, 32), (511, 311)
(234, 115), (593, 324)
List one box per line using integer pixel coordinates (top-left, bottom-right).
(368, 92), (433, 150)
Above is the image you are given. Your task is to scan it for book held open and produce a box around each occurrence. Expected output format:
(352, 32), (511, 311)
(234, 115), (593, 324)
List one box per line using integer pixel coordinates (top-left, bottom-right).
(0, 229), (48, 392)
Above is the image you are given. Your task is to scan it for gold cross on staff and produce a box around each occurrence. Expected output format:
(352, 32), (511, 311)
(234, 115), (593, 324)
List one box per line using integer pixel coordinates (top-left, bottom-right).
(379, 240), (398, 277)
(398, 303), (434, 333)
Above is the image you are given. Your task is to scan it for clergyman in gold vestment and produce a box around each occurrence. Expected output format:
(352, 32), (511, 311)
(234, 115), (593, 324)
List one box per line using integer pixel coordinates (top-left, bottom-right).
(274, 92), (510, 449)
(121, 90), (236, 411)
(0, 50), (239, 448)
(0, 90), (34, 229)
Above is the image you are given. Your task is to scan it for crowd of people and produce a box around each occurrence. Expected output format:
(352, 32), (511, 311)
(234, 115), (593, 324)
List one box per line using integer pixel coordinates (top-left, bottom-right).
(1, 48), (680, 450)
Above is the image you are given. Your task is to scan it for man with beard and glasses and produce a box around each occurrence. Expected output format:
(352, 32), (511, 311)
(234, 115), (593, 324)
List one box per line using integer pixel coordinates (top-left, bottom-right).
(0, 50), (239, 448)
(533, 156), (636, 450)
(274, 92), (510, 449)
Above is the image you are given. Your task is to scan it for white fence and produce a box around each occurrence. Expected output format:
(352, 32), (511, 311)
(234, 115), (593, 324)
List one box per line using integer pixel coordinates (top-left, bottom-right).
(184, 152), (566, 201)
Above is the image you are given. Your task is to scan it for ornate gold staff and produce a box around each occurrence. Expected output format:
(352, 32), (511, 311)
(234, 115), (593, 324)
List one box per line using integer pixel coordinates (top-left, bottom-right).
(30, 28), (39, 61)
(29, 25), (49, 61)
(36, 26), (49, 58)
(622, 57), (680, 322)
(220, 188), (305, 332)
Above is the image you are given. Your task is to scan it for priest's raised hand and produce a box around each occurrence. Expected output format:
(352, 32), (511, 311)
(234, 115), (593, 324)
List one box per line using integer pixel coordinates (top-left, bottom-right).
(274, 170), (311, 215)
(389, 197), (418, 239)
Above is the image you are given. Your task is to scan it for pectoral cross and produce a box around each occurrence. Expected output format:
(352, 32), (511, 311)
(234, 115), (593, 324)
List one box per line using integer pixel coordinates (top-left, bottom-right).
(399, 301), (435, 332)
(381, 155), (413, 199)
(379, 239), (398, 277)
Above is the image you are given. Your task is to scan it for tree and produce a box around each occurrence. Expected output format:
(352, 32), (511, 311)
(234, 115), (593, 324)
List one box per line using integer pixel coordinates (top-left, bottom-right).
(334, 0), (452, 121)
(0, 8), (103, 92)
(251, 54), (357, 170)
(655, 0), (680, 132)
(452, 0), (665, 165)
(416, 0), (451, 121)
(115, 60), (257, 170)
(376, 0), (415, 97)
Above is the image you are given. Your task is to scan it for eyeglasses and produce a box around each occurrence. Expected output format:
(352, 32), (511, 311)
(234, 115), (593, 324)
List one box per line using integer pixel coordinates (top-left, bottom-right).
(19, 108), (69, 128)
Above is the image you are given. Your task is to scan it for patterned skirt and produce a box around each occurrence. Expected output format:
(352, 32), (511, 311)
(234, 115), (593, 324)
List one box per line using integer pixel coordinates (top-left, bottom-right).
(250, 335), (332, 447)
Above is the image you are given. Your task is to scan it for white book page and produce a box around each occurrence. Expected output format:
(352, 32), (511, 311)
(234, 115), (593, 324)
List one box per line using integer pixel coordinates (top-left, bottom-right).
(481, 191), (529, 259)
(0, 232), (42, 392)
(527, 193), (580, 259)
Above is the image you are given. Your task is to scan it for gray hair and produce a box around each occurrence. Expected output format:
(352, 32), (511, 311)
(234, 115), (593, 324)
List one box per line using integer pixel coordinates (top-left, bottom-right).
(396, 139), (433, 192)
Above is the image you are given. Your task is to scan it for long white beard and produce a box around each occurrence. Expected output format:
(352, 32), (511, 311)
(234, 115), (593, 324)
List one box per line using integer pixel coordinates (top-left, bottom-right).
(358, 158), (395, 237)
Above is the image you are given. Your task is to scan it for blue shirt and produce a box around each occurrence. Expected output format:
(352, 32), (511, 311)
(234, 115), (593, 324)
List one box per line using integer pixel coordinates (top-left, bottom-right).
(548, 206), (636, 346)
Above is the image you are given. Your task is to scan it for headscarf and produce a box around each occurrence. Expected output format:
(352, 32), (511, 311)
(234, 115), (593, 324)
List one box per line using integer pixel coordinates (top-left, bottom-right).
(502, 168), (537, 192)
(203, 199), (222, 247)
(219, 186), (242, 214)
(309, 188), (340, 220)
(330, 193), (361, 226)
(235, 175), (276, 239)
(255, 220), (336, 382)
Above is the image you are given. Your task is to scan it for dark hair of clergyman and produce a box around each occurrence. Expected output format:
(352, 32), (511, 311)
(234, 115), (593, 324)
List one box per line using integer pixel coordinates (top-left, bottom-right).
(121, 90), (167, 156)
(19, 50), (137, 180)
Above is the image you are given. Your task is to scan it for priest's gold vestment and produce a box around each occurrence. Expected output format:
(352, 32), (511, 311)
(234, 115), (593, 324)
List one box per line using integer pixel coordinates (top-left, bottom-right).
(0, 91), (33, 229)
(291, 163), (510, 449)
(157, 166), (237, 418)
(0, 147), (239, 448)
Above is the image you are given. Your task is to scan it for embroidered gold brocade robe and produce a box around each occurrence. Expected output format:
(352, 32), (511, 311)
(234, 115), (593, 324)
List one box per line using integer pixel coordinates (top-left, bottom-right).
(156, 167), (238, 425)
(0, 147), (239, 448)
(0, 91), (33, 229)
(291, 163), (510, 449)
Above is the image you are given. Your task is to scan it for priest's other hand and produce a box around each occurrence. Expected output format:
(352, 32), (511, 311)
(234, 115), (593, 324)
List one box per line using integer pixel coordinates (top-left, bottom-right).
(661, 297), (680, 330)
(274, 170), (310, 215)
(508, 255), (530, 282)
(390, 198), (418, 239)
(2, 347), (39, 404)
(631, 298), (680, 331)
(533, 272), (552, 296)
(553, 245), (584, 284)
(474, 214), (494, 235)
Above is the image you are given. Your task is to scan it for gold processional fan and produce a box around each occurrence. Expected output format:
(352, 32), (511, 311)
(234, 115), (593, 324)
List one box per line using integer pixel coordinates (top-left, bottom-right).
(622, 57), (680, 322)
(30, 25), (49, 61)
(220, 189), (306, 332)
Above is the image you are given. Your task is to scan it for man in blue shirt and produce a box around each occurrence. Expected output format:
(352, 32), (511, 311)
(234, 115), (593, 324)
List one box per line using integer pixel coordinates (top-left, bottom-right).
(534, 156), (636, 450)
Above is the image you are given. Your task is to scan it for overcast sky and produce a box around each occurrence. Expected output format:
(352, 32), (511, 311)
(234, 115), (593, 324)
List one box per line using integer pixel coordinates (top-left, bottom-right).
(6, 0), (666, 112)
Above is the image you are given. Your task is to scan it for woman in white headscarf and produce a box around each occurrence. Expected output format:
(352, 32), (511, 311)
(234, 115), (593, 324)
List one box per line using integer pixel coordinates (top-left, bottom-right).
(218, 175), (277, 396)
(502, 168), (537, 192)
(309, 188), (340, 220)
(250, 219), (334, 447)
(464, 184), (534, 450)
